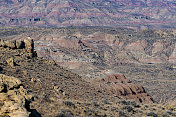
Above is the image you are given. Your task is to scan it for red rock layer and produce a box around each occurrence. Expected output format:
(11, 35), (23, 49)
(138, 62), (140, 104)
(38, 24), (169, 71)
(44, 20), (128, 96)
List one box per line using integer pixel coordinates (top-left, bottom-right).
(92, 74), (153, 103)
(0, 0), (176, 29)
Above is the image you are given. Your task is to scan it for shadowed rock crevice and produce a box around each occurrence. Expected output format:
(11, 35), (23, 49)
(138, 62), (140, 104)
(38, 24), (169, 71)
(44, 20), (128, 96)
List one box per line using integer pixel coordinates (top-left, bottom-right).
(25, 99), (41, 117)
(0, 66), (2, 71)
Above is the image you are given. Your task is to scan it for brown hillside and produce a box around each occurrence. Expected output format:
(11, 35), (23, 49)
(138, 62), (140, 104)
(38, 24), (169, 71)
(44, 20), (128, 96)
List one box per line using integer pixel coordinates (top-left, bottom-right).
(0, 39), (157, 116)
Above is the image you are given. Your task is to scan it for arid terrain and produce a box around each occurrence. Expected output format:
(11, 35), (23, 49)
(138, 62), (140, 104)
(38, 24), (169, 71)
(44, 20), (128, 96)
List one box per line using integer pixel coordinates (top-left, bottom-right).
(0, 34), (175, 117)
(0, 0), (176, 117)
(1, 27), (176, 104)
(0, 0), (176, 29)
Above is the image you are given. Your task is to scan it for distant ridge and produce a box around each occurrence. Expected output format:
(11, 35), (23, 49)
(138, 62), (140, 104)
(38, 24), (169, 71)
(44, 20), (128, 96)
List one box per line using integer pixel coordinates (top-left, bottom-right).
(0, 0), (176, 29)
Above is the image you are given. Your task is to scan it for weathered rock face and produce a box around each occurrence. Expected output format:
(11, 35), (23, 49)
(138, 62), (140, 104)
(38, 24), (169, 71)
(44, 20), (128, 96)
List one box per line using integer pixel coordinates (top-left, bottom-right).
(0, 38), (37, 57)
(0, 74), (32, 117)
(92, 74), (153, 103)
(23, 38), (34, 53)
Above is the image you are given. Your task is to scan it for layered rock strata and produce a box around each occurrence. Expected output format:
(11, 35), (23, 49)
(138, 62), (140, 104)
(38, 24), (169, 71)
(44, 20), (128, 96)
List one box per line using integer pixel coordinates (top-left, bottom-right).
(92, 74), (153, 103)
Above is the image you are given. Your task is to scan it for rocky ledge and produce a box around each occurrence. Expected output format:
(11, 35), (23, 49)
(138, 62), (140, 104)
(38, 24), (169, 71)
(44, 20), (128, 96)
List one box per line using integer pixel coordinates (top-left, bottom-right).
(0, 74), (33, 117)
(0, 38), (37, 57)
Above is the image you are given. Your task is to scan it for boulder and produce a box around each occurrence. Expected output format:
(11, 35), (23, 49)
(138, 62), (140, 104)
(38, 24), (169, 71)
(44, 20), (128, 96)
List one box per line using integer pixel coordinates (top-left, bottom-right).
(24, 38), (34, 53)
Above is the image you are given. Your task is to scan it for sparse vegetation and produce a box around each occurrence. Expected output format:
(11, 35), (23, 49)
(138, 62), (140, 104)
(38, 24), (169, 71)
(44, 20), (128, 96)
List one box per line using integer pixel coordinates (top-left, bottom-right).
(0, 27), (176, 117)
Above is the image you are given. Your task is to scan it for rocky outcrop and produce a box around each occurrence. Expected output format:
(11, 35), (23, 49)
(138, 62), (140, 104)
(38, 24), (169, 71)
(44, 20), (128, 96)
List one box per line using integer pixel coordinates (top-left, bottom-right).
(0, 40), (16, 49)
(92, 74), (153, 103)
(0, 74), (33, 117)
(0, 38), (32, 50)
(23, 38), (34, 53)
(0, 38), (37, 57)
